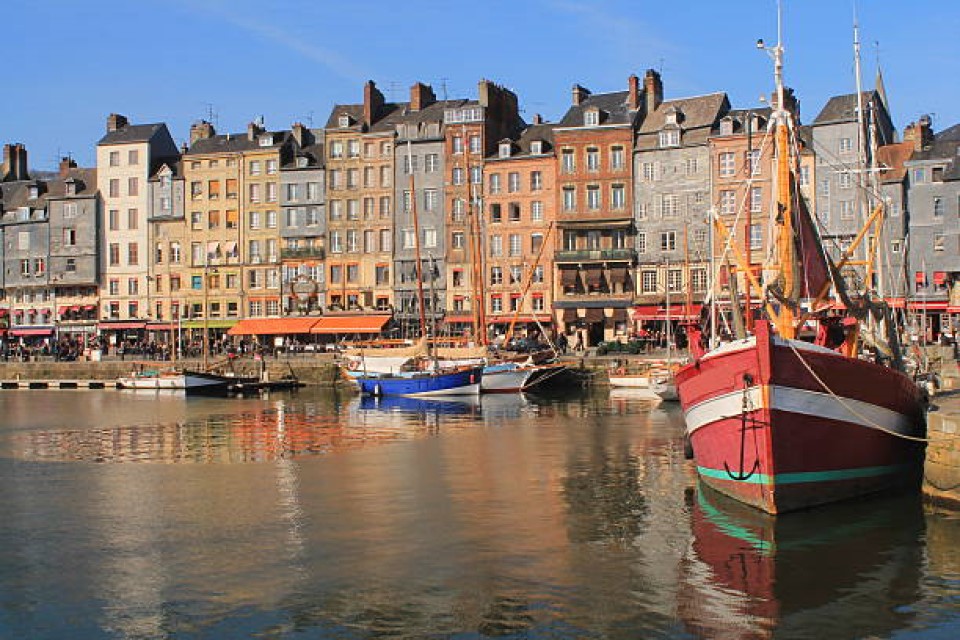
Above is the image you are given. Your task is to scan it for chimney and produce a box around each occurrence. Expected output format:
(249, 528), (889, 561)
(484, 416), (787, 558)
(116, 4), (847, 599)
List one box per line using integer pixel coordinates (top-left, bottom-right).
(363, 80), (385, 126)
(918, 114), (934, 149)
(627, 74), (640, 110)
(644, 69), (663, 115)
(190, 120), (216, 144)
(59, 156), (77, 178)
(247, 120), (264, 141)
(1, 144), (12, 180)
(291, 122), (314, 147)
(3, 143), (29, 181)
(106, 113), (128, 133)
(532, 113), (543, 125)
(572, 84), (591, 106)
(409, 82), (436, 112)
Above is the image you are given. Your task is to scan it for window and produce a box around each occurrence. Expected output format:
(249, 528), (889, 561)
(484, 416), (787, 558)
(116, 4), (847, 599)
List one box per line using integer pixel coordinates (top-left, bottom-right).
(750, 223), (763, 250)
(839, 171), (852, 189)
(109, 243), (120, 266)
(64, 228), (77, 246)
(531, 233), (544, 254)
(668, 269), (683, 292)
(66, 258), (76, 272)
(934, 197), (944, 218)
(489, 173), (501, 194)
(249, 210), (261, 229)
(422, 228), (437, 249)
(561, 149), (575, 173)
(642, 271), (658, 294)
(531, 201), (544, 221)
(109, 151), (120, 167)
(402, 229), (416, 250)
(266, 182), (277, 202)
(692, 268), (707, 292)
(659, 129), (680, 147)
(913, 168), (926, 184)
(249, 183), (261, 203)
(508, 203), (521, 222)
(508, 172), (520, 193)
(469, 135), (481, 154)
(109, 209), (120, 231)
(642, 162), (655, 181)
(661, 194), (679, 218)
(171, 242), (181, 263)
(490, 266), (503, 285)
(470, 166), (482, 184)
(562, 187), (576, 212)
(424, 189), (438, 211)
(584, 110), (599, 126)
(586, 185), (601, 210)
(489, 235), (503, 257)
(127, 177), (138, 196)
(719, 152), (735, 177)
(127, 208), (138, 230)
(637, 232), (647, 254)
(891, 240), (902, 254)
(586, 147), (600, 171)
(109, 179), (120, 198)
(127, 242), (139, 265)
(329, 231), (342, 253)
(685, 158), (699, 175)
(799, 165), (810, 186)
(529, 171), (543, 191)
(346, 230), (359, 252)
(380, 229), (392, 252)
(452, 136), (463, 154)
(660, 231), (677, 251)
(452, 167), (465, 185)
(208, 210), (221, 229)
(839, 137), (853, 153)
(934, 234), (945, 252)
(266, 210), (278, 228)
(128, 278), (139, 295)
(509, 234), (521, 256)
(403, 154), (419, 174)
(226, 210), (238, 229)
(64, 202), (78, 218)
(109, 279), (120, 295)
(610, 146), (625, 170)
(363, 197), (375, 219)
(839, 200), (854, 220)
(720, 190), (736, 215)
(379, 196), (391, 217)
(425, 154), (439, 172)
(750, 187), (762, 213)
(452, 231), (465, 249)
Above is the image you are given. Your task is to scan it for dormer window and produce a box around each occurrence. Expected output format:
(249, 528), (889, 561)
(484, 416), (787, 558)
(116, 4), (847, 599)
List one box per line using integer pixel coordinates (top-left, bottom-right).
(665, 106), (683, 126)
(720, 117), (734, 136)
(29, 184), (39, 199)
(499, 142), (512, 158)
(338, 114), (352, 128)
(296, 156), (309, 168)
(530, 140), (543, 155)
(659, 129), (680, 148)
(65, 178), (77, 197)
(584, 109), (600, 126)
(258, 133), (273, 147)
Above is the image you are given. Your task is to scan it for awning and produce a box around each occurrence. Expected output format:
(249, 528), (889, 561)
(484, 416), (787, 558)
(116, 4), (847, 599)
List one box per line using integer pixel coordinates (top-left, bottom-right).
(228, 317), (322, 336)
(13, 309), (24, 316)
(84, 304), (97, 311)
(98, 321), (147, 330)
(39, 308), (51, 315)
(915, 272), (927, 284)
(560, 269), (579, 287)
(10, 327), (55, 337)
(71, 305), (81, 312)
(908, 301), (948, 311)
(0, 309), (8, 317)
(583, 308), (604, 323)
(934, 271), (947, 285)
(632, 304), (703, 321)
(58, 306), (69, 314)
(310, 315), (391, 334)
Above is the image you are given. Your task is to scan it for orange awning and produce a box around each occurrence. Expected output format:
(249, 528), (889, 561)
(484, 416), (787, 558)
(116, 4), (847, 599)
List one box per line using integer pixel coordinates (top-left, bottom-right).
(228, 317), (321, 336)
(310, 315), (390, 334)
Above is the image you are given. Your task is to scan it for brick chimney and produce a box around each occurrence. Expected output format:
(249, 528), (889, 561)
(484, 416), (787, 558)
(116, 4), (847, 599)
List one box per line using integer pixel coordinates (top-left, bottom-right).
(247, 120), (264, 141)
(904, 115), (935, 151)
(572, 84), (591, 106)
(2, 143), (29, 181)
(532, 113), (543, 125)
(644, 69), (663, 115)
(59, 156), (77, 178)
(106, 113), (128, 133)
(409, 82), (436, 112)
(190, 120), (216, 144)
(627, 74), (640, 110)
(363, 80), (385, 126)
(291, 122), (314, 147)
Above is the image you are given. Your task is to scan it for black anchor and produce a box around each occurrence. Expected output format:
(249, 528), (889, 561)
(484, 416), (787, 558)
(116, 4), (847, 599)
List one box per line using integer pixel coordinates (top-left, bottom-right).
(725, 373), (761, 481)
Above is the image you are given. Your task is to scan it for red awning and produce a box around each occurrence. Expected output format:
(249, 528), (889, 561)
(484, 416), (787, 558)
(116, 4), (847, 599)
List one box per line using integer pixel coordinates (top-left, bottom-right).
(0, 309), (8, 317)
(934, 272), (947, 285)
(13, 309), (24, 316)
(228, 317), (322, 336)
(84, 304), (97, 311)
(915, 272), (927, 284)
(58, 306), (69, 314)
(632, 304), (702, 321)
(10, 328), (55, 337)
(310, 315), (390, 334)
(70, 305), (81, 312)
(907, 301), (948, 311)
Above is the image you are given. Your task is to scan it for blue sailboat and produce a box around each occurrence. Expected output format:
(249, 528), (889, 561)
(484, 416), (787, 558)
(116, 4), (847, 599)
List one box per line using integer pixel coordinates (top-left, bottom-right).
(354, 365), (484, 397)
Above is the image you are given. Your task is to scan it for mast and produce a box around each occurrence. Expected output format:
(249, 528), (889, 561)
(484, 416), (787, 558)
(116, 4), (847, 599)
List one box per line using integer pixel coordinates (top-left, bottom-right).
(406, 139), (428, 343)
(504, 221), (554, 346)
(853, 12), (871, 282)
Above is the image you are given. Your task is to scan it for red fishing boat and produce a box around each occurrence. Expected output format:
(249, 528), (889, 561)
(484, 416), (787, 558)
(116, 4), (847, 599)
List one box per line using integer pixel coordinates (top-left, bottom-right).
(676, 15), (926, 514)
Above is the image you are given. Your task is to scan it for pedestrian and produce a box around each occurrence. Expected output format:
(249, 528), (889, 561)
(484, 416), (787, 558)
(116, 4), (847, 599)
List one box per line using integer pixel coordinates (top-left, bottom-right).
(574, 332), (584, 353)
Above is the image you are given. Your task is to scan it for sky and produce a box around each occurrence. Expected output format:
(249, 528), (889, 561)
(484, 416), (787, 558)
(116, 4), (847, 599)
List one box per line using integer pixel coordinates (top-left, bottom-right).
(2, 0), (958, 171)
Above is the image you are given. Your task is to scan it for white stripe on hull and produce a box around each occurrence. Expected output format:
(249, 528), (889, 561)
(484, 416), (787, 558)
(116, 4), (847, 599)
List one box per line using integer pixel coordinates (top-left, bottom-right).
(684, 385), (915, 436)
(481, 369), (534, 393)
(407, 382), (481, 397)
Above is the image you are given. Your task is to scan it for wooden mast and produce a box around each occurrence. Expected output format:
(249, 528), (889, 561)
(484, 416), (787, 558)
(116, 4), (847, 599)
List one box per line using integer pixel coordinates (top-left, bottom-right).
(504, 221), (554, 346)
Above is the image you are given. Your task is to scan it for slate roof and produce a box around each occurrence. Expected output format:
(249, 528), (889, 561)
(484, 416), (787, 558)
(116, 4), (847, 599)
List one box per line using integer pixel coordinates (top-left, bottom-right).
(282, 142), (326, 170)
(486, 122), (557, 161)
(149, 159), (183, 180)
(635, 92), (729, 151)
(324, 102), (409, 133)
(98, 123), (166, 146)
(558, 90), (636, 128)
(720, 107), (773, 134)
(185, 130), (290, 155)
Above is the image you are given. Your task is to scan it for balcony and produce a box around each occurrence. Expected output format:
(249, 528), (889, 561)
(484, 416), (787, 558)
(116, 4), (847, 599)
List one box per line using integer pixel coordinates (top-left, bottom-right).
(555, 248), (635, 263)
(281, 247), (326, 260)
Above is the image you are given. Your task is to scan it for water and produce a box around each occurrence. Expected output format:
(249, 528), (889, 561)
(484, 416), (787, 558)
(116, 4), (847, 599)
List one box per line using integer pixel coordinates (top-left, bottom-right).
(0, 388), (957, 639)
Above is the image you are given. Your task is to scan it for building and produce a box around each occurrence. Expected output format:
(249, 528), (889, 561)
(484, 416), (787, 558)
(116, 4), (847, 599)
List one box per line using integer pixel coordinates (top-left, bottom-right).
(875, 135), (916, 306)
(904, 117), (960, 339)
(442, 80), (524, 340)
(635, 78), (728, 329)
(147, 157), (186, 338)
(482, 117), (557, 339)
(553, 74), (643, 346)
(279, 123), (326, 315)
(324, 81), (402, 314)
(96, 114), (179, 346)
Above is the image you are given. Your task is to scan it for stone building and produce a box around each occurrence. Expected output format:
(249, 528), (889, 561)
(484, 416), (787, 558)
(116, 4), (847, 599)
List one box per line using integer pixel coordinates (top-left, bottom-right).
(147, 158), (186, 328)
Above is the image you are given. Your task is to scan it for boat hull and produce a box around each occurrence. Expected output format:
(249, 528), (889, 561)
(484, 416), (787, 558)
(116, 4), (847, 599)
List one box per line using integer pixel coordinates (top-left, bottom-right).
(676, 322), (926, 514)
(481, 363), (535, 393)
(608, 375), (649, 388)
(118, 369), (241, 395)
(355, 366), (483, 397)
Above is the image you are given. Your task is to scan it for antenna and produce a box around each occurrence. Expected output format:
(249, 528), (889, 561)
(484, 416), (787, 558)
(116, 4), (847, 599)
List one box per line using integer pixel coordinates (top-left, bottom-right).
(204, 102), (219, 128)
(439, 77), (450, 101)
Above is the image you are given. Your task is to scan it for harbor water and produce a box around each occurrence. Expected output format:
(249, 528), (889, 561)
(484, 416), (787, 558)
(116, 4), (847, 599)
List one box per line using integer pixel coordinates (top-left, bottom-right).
(0, 388), (958, 638)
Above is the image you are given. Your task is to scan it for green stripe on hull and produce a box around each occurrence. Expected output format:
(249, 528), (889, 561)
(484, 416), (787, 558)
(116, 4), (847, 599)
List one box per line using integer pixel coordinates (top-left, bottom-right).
(697, 464), (909, 485)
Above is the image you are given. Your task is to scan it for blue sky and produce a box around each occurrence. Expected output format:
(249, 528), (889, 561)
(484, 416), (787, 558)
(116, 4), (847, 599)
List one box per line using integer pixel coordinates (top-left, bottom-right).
(3, 0), (958, 170)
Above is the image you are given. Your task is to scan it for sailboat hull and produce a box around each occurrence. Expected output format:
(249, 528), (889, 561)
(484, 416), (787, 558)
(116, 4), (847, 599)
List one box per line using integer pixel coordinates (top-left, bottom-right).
(677, 323), (926, 514)
(355, 366), (483, 397)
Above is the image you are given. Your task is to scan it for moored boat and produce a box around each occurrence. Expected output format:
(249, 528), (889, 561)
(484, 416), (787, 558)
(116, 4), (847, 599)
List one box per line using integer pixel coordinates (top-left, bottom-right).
(117, 368), (248, 395)
(355, 365), (483, 397)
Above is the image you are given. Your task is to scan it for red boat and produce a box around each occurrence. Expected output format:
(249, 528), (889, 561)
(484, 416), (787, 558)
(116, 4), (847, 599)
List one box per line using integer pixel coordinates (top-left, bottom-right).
(677, 322), (925, 513)
(677, 18), (926, 514)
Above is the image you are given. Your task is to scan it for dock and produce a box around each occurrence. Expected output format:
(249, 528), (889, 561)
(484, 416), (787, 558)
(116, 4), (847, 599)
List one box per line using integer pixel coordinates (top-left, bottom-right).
(0, 379), (119, 390)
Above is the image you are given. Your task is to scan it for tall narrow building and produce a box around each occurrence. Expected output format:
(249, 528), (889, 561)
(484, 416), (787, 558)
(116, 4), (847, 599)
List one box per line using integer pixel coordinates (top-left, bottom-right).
(96, 114), (178, 345)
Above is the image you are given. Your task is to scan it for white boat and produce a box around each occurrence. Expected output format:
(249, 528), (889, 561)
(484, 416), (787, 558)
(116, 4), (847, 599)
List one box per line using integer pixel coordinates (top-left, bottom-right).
(117, 369), (244, 395)
(608, 374), (650, 388)
(481, 361), (566, 393)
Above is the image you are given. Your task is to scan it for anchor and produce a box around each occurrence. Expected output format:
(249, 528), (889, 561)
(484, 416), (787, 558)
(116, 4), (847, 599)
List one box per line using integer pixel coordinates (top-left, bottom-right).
(724, 373), (761, 481)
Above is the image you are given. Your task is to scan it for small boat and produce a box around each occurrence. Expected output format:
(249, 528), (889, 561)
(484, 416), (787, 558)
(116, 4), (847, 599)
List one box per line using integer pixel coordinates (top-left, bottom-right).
(481, 360), (566, 393)
(354, 365), (483, 397)
(607, 373), (650, 389)
(117, 368), (246, 395)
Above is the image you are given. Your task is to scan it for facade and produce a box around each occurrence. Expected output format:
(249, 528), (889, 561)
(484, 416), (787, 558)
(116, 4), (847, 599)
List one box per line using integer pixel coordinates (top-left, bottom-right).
(553, 74), (642, 346)
(147, 159), (186, 329)
(904, 118), (960, 338)
(875, 137), (916, 304)
(482, 119), (557, 337)
(635, 79), (728, 326)
(442, 80), (524, 340)
(325, 81), (400, 313)
(393, 83), (448, 334)
(280, 124), (326, 315)
(810, 91), (895, 288)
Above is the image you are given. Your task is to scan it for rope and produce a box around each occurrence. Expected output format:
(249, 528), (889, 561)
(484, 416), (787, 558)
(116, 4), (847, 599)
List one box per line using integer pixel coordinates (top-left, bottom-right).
(785, 340), (960, 443)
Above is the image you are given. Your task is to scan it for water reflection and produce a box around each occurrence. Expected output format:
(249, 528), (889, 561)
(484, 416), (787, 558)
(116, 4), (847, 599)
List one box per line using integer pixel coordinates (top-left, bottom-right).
(681, 483), (925, 639)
